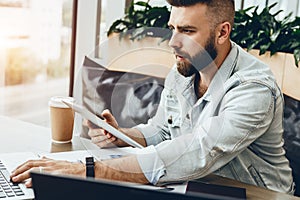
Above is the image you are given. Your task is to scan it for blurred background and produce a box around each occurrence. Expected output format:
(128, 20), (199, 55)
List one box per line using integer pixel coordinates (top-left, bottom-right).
(0, 0), (299, 127)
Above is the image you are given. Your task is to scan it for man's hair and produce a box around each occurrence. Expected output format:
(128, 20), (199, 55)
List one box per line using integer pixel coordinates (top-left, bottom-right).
(166, 0), (235, 29)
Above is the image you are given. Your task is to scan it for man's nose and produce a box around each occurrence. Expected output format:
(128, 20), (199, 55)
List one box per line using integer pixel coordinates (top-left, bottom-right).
(168, 31), (182, 49)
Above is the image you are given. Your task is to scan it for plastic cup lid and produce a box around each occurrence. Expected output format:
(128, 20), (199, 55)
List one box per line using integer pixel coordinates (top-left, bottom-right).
(48, 96), (75, 108)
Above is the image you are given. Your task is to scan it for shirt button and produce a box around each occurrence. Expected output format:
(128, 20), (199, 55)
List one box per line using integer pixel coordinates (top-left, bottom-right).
(168, 116), (173, 124)
(186, 114), (190, 119)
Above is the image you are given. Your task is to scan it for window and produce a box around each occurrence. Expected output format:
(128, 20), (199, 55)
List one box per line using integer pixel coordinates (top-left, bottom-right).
(0, 0), (73, 126)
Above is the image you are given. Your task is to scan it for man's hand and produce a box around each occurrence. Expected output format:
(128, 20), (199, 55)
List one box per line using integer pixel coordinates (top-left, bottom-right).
(84, 109), (128, 148)
(10, 157), (85, 188)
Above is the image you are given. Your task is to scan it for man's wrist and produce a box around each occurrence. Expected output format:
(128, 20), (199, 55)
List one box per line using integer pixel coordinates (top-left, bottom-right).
(119, 128), (146, 147)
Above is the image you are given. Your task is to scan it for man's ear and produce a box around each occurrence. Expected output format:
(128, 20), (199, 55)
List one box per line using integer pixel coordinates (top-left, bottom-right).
(216, 22), (231, 45)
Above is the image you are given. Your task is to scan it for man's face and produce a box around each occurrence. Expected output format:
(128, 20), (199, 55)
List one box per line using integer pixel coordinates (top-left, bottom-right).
(168, 4), (218, 77)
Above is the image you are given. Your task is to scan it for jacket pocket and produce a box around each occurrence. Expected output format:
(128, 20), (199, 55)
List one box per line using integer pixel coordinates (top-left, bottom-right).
(165, 92), (181, 128)
(248, 165), (267, 188)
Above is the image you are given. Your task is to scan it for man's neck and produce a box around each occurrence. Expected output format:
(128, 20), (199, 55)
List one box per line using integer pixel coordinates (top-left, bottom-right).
(194, 64), (217, 98)
(195, 41), (232, 98)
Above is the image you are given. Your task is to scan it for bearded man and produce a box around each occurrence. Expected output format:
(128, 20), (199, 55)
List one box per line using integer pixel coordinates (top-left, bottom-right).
(11, 0), (294, 195)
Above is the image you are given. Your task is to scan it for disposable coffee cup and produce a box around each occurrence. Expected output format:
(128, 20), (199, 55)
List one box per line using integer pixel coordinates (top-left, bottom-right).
(49, 96), (75, 144)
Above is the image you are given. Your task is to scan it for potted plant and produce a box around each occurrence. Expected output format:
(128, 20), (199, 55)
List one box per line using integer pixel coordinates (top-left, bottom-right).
(231, 3), (300, 99)
(107, 1), (171, 41)
(108, 2), (299, 65)
(101, 1), (174, 75)
(232, 3), (300, 67)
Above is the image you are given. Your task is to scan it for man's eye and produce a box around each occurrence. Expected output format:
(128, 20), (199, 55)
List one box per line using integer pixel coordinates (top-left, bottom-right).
(168, 26), (174, 30)
(183, 29), (194, 33)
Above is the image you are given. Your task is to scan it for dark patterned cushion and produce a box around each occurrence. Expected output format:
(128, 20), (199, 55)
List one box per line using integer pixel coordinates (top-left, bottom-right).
(283, 94), (300, 196)
(80, 56), (164, 138)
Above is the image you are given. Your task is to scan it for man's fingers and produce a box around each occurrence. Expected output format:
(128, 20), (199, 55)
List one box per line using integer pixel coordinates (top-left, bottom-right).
(11, 166), (40, 183)
(101, 109), (118, 128)
(86, 109), (119, 148)
(88, 127), (115, 139)
(106, 132), (113, 139)
(10, 159), (85, 188)
(102, 110), (113, 122)
(91, 135), (108, 144)
(96, 137), (117, 148)
(82, 119), (88, 127)
(88, 128), (105, 137)
(25, 178), (32, 188)
(12, 159), (44, 175)
(11, 158), (51, 182)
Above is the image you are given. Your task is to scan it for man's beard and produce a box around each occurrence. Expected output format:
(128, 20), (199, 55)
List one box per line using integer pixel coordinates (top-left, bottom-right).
(176, 35), (218, 77)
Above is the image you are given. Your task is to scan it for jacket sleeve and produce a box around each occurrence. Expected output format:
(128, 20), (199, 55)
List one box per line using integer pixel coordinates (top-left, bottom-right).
(136, 81), (277, 185)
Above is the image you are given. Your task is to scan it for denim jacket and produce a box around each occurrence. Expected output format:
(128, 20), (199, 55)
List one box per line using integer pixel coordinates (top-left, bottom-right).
(135, 42), (294, 194)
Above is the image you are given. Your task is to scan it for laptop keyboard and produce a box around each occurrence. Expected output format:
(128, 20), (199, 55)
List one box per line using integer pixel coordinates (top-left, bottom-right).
(0, 160), (25, 198)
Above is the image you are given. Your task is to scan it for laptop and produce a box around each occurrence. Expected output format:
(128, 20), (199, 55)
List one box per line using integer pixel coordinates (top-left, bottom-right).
(186, 180), (246, 200)
(0, 150), (95, 200)
(0, 145), (144, 200)
(0, 152), (37, 200)
(30, 172), (226, 200)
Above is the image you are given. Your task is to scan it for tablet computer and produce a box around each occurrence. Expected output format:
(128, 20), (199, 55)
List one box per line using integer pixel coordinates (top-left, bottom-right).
(62, 100), (144, 149)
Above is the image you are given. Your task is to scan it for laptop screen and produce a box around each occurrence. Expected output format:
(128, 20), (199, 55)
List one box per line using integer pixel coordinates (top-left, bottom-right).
(31, 172), (224, 200)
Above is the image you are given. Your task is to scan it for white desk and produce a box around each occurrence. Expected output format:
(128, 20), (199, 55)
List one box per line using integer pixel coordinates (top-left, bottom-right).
(0, 116), (85, 154)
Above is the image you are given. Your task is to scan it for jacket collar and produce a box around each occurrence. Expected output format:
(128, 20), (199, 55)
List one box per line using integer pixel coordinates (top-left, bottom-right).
(202, 42), (239, 102)
(179, 42), (239, 105)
